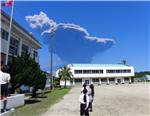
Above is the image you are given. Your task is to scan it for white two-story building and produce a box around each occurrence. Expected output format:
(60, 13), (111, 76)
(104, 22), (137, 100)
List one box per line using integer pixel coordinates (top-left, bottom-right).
(1, 11), (42, 64)
(56, 64), (135, 86)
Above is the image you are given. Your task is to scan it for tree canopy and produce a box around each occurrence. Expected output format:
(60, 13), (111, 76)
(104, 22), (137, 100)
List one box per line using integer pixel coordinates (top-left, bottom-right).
(7, 53), (46, 95)
(134, 71), (150, 78)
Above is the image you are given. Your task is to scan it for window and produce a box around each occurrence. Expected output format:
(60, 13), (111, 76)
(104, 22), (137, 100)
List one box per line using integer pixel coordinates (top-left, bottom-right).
(116, 70), (121, 73)
(75, 79), (82, 83)
(74, 70), (79, 74)
(1, 29), (8, 40)
(107, 69), (131, 74)
(92, 78), (99, 82)
(99, 70), (103, 73)
(124, 70), (131, 73)
(107, 70), (115, 73)
(33, 50), (38, 59)
(92, 70), (98, 74)
(74, 70), (78, 74)
(83, 70), (90, 74)
(9, 37), (19, 55)
(78, 70), (82, 74)
(101, 78), (107, 82)
(127, 70), (131, 73)
(109, 78), (115, 81)
(74, 69), (103, 74)
(124, 78), (129, 81)
(74, 70), (83, 74)
(22, 44), (29, 54)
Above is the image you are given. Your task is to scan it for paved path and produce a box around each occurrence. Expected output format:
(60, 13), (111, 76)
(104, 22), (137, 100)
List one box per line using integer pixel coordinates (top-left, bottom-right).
(41, 83), (150, 116)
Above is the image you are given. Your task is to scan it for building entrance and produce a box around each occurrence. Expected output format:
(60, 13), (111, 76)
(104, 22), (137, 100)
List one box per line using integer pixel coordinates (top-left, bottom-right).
(117, 79), (121, 83)
(85, 80), (90, 85)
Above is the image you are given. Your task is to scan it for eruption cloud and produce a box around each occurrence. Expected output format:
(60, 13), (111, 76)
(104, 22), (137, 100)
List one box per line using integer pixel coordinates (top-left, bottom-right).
(26, 12), (115, 65)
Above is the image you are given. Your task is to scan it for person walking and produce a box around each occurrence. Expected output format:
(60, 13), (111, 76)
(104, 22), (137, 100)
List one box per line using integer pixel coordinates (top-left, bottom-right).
(79, 88), (90, 116)
(0, 61), (11, 112)
(88, 84), (95, 112)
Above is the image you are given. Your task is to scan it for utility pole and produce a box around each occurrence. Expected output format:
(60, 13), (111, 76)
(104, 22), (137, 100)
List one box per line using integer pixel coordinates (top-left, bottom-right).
(50, 27), (55, 90)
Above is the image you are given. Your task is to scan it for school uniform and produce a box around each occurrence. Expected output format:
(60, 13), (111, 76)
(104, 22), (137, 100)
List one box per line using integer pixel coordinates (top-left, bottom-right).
(79, 93), (89, 116)
(0, 70), (11, 97)
(81, 87), (87, 93)
(88, 89), (94, 112)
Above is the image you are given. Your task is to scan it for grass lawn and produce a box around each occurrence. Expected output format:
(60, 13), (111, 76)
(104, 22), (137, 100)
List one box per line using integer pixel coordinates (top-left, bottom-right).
(15, 88), (71, 116)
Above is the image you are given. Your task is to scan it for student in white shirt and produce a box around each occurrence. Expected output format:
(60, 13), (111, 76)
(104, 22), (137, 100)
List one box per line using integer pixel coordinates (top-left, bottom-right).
(0, 61), (11, 112)
(88, 84), (94, 112)
(79, 88), (89, 116)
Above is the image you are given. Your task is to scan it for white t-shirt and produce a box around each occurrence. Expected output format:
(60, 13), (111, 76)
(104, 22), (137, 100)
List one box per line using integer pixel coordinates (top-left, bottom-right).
(0, 70), (11, 84)
(79, 93), (89, 107)
(88, 88), (93, 102)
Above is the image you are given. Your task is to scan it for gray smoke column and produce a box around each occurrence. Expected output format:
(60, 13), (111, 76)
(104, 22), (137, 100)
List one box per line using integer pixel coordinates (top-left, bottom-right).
(26, 12), (115, 64)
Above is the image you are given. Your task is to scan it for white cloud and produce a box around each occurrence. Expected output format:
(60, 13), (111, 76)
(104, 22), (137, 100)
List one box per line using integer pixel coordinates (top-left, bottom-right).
(26, 12), (115, 44)
(58, 23), (90, 36)
(85, 36), (115, 43)
(25, 11), (57, 29)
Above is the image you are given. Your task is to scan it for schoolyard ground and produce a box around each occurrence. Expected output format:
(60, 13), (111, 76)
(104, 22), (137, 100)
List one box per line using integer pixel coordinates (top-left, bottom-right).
(41, 83), (150, 116)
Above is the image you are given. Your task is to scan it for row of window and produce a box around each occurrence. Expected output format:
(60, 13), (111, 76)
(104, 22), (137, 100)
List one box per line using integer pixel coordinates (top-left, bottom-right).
(74, 70), (103, 74)
(106, 70), (131, 73)
(1, 29), (38, 58)
(74, 69), (131, 74)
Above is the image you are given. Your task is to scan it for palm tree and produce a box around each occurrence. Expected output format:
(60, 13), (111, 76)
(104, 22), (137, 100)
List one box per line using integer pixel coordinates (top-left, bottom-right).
(58, 66), (73, 88)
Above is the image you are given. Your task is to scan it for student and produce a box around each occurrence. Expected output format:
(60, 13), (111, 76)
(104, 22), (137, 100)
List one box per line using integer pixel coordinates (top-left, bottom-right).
(88, 84), (95, 112)
(81, 83), (87, 93)
(0, 61), (11, 112)
(79, 88), (89, 116)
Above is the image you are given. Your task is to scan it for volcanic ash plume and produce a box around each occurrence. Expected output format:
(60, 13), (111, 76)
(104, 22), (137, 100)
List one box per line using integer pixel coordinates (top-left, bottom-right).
(26, 12), (115, 64)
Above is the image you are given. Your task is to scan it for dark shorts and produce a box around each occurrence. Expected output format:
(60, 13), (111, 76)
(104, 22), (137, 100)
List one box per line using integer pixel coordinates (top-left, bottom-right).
(80, 103), (89, 116)
(1, 84), (9, 97)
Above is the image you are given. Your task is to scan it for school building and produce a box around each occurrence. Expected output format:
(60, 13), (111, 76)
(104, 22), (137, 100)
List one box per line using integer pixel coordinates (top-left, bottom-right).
(1, 10), (41, 64)
(56, 64), (135, 86)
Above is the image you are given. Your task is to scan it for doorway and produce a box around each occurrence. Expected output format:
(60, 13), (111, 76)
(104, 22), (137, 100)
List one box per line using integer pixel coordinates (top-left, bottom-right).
(85, 80), (90, 85)
(117, 79), (121, 83)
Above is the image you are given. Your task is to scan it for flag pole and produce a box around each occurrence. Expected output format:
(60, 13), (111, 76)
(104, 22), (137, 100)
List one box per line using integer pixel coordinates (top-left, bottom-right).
(5, 0), (14, 65)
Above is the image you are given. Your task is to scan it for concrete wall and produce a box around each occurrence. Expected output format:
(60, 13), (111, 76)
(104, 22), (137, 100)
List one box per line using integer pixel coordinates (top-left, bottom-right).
(0, 94), (24, 109)
(60, 80), (71, 86)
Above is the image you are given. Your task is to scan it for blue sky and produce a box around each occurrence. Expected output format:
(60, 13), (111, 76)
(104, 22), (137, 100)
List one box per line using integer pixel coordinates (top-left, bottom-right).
(2, 1), (150, 72)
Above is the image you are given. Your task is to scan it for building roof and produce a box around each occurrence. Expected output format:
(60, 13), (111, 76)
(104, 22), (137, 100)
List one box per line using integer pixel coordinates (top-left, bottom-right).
(71, 64), (131, 67)
(1, 10), (42, 48)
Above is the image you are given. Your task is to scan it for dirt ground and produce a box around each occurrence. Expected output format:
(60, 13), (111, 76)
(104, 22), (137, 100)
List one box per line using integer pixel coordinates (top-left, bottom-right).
(41, 83), (150, 116)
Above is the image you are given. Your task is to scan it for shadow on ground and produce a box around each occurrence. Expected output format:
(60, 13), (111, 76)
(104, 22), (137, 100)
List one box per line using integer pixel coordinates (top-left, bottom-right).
(25, 99), (41, 104)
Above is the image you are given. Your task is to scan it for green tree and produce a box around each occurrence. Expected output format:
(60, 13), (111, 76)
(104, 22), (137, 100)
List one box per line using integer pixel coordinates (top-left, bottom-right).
(58, 66), (72, 88)
(134, 71), (150, 78)
(53, 77), (60, 88)
(31, 70), (47, 98)
(8, 53), (46, 97)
